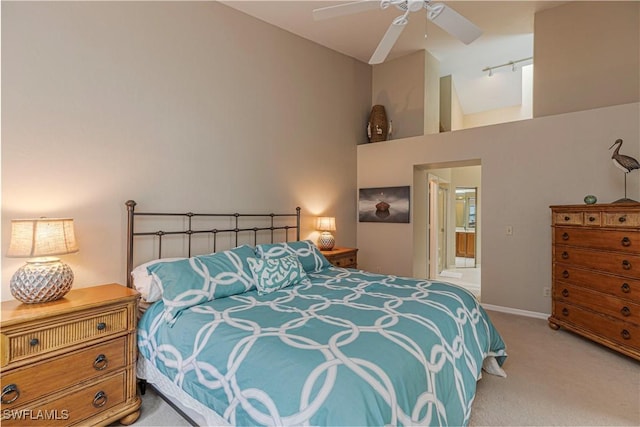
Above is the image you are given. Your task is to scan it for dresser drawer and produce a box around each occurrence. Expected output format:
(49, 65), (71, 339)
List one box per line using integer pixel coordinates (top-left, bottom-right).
(554, 264), (640, 300)
(603, 211), (640, 228)
(553, 301), (640, 350)
(554, 246), (640, 278)
(554, 212), (583, 226)
(1, 337), (127, 409)
(554, 283), (640, 324)
(2, 307), (129, 366)
(554, 227), (639, 253)
(322, 248), (358, 269)
(1, 371), (126, 427)
(332, 254), (357, 268)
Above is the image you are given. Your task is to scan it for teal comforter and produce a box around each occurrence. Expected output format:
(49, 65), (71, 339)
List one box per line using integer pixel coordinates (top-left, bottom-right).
(138, 268), (507, 426)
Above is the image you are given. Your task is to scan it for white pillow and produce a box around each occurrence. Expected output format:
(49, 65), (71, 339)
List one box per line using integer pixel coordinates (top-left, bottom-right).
(131, 257), (185, 302)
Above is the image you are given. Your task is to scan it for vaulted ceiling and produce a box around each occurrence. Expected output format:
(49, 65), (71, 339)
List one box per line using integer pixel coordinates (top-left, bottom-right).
(223, 1), (565, 114)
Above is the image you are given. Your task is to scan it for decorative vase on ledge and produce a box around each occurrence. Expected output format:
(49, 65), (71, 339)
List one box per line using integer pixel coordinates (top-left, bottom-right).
(367, 105), (389, 143)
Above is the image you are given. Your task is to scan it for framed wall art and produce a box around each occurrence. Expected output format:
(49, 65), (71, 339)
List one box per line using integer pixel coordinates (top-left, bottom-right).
(358, 186), (410, 223)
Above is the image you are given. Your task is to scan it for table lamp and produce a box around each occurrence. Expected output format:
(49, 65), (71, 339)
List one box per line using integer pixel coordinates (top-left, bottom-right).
(7, 218), (79, 303)
(316, 216), (336, 250)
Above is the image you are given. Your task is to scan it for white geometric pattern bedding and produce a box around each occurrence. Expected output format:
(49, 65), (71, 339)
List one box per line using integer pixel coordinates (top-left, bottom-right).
(138, 267), (507, 426)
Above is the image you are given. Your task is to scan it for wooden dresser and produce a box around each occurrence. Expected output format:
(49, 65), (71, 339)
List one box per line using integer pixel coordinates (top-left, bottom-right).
(549, 204), (640, 361)
(0, 284), (141, 426)
(321, 247), (358, 268)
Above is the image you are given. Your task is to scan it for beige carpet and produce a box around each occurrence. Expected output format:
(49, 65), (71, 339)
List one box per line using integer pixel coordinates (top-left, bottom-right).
(131, 310), (640, 426)
(470, 310), (639, 426)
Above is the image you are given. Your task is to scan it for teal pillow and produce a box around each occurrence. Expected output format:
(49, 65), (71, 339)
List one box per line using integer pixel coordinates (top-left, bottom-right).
(147, 245), (256, 325)
(255, 240), (331, 273)
(247, 255), (310, 295)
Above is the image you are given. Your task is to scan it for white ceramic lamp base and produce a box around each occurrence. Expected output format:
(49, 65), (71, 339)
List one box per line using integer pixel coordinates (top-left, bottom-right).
(10, 258), (74, 304)
(318, 232), (335, 251)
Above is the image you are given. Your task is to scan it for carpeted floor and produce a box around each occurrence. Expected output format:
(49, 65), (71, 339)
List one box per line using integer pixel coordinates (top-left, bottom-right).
(469, 310), (639, 426)
(131, 310), (640, 426)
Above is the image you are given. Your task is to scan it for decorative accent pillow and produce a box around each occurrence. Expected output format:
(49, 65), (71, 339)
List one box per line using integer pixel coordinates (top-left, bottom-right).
(147, 245), (256, 325)
(131, 257), (186, 302)
(247, 255), (310, 295)
(255, 240), (331, 273)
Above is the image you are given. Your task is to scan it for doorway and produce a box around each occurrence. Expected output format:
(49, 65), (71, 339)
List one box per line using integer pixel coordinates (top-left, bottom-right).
(425, 165), (481, 299)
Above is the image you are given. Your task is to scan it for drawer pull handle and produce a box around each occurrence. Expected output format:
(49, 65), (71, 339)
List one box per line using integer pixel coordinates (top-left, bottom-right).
(621, 237), (631, 247)
(564, 216), (571, 221)
(621, 306), (631, 317)
(622, 260), (632, 270)
(93, 391), (108, 408)
(96, 322), (107, 331)
(29, 338), (39, 346)
(93, 354), (108, 371)
(1, 384), (20, 404)
(621, 329), (631, 340)
(561, 289), (569, 297)
(619, 216), (627, 223)
(562, 270), (570, 279)
(621, 283), (631, 293)
(562, 308), (569, 316)
(561, 251), (569, 260)
(588, 216), (597, 222)
(562, 232), (569, 240)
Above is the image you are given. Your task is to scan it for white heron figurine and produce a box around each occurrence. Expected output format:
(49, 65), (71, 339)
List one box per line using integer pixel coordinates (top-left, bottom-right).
(609, 138), (640, 203)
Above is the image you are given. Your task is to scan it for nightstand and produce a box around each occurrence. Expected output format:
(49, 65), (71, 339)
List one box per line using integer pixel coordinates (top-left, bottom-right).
(321, 247), (358, 268)
(0, 284), (141, 426)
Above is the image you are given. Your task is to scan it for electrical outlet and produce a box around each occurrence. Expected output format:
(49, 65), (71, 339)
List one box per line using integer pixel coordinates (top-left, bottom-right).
(543, 287), (551, 297)
(505, 225), (513, 236)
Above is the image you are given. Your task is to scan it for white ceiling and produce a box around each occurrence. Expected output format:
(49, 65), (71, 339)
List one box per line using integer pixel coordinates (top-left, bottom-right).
(222, 1), (565, 114)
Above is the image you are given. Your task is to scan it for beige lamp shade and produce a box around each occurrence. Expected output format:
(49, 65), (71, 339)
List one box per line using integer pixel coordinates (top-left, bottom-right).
(7, 218), (79, 258)
(7, 218), (79, 304)
(316, 217), (336, 232)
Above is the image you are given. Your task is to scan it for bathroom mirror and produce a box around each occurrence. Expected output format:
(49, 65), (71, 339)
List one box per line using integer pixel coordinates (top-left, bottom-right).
(455, 187), (477, 266)
(455, 187), (476, 230)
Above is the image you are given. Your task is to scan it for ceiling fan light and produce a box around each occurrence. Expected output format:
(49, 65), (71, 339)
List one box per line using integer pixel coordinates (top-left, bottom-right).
(408, 0), (424, 12)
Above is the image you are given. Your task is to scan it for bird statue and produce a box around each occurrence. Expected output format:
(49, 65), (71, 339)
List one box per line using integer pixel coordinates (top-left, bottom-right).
(609, 138), (640, 203)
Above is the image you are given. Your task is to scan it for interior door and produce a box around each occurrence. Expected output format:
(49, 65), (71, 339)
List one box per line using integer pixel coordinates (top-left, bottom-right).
(427, 175), (449, 279)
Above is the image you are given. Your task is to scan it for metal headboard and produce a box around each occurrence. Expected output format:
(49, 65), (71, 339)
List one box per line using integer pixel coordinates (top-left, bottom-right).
(125, 200), (301, 288)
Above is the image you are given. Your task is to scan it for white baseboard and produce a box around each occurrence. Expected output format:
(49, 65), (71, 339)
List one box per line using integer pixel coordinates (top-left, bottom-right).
(481, 303), (549, 320)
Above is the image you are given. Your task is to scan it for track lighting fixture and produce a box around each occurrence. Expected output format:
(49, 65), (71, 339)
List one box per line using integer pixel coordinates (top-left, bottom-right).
(483, 56), (532, 77)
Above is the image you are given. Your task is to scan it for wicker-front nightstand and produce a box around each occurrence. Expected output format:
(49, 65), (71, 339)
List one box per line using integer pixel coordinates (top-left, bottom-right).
(0, 284), (141, 426)
(321, 247), (358, 268)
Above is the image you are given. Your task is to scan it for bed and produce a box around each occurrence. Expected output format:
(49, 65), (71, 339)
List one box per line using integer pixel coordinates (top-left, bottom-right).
(126, 201), (507, 426)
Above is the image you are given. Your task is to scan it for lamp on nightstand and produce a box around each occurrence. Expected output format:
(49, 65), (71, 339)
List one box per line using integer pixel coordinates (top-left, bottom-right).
(7, 218), (79, 303)
(316, 216), (336, 251)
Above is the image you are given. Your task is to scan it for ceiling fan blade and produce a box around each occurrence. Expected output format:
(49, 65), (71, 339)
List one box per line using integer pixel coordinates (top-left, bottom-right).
(369, 17), (407, 65)
(313, 1), (380, 21)
(427, 3), (482, 44)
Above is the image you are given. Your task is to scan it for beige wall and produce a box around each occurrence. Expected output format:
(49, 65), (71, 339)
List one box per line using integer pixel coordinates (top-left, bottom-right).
(463, 64), (534, 129)
(1, 2), (371, 299)
(372, 50), (426, 140)
(371, 50), (440, 139)
(358, 102), (640, 315)
(424, 51), (440, 135)
(439, 76), (452, 131)
(534, 1), (640, 117)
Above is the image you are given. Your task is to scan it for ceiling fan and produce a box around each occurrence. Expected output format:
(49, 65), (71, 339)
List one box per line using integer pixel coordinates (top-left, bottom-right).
(313, 0), (482, 64)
